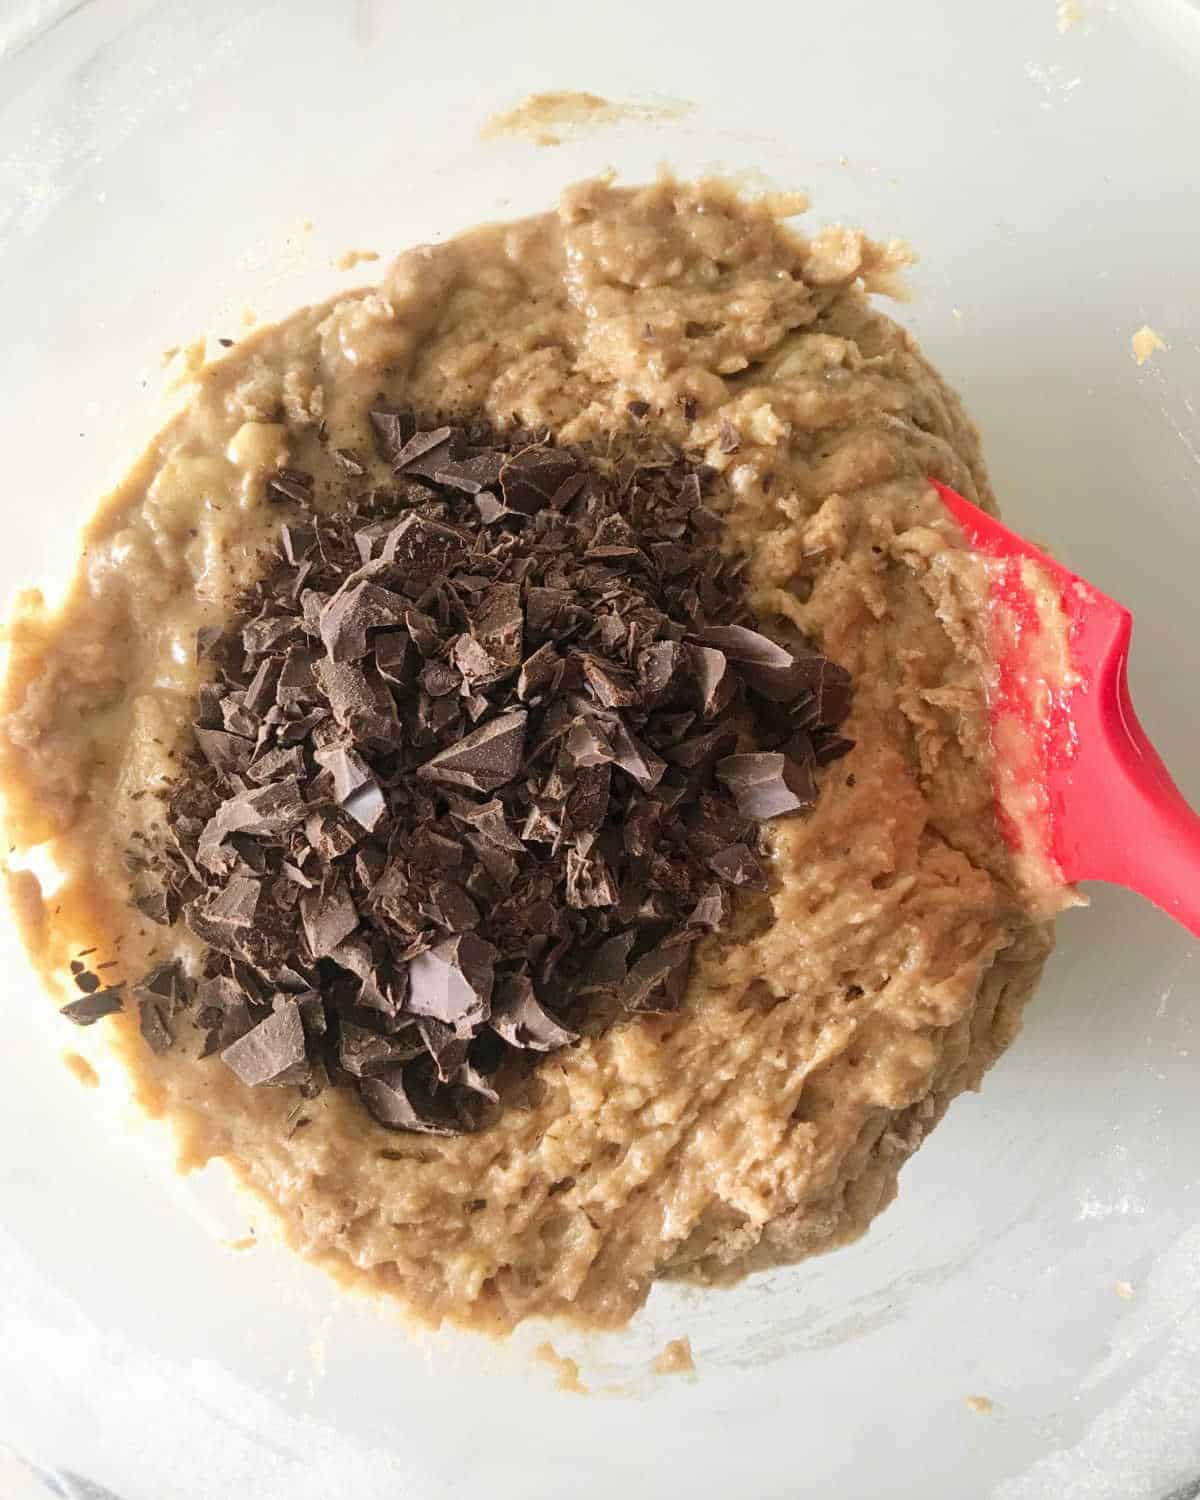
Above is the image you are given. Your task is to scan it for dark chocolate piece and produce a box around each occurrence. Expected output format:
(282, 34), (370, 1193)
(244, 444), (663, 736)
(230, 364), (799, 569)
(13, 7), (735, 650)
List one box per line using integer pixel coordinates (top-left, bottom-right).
(407, 934), (495, 1031)
(416, 710), (526, 793)
(222, 1002), (308, 1086)
(716, 751), (818, 819)
(489, 972), (577, 1050)
(359, 1066), (459, 1134)
(60, 988), (123, 1026)
(267, 469), (314, 505)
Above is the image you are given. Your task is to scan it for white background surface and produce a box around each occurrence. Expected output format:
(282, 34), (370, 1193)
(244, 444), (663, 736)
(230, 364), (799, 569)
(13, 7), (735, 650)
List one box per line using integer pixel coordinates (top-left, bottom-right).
(1, 1), (1199, 1496)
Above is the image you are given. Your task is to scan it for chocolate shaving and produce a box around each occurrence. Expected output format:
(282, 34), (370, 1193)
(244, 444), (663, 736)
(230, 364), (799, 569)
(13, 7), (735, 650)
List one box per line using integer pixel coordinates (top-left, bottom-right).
(117, 416), (852, 1134)
(267, 468), (314, 505)
(368, 405), (414, 464)
(332, 448), (367, 477)
(133, 960), (192, 1056)
(60, 988), (123, 1026)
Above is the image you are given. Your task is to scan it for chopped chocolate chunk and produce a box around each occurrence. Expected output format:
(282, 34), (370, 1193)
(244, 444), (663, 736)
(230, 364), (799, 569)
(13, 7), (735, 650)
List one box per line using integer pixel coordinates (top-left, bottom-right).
(132, 879), (174, 926)
(343, 779), (387, 831)
(419, 660), (460, 698)
(450, 797), (524, 851)
(620, 946), (692, 1013)
(687, 883), (730, 930)
(813, 733), (855, 766)
(267, 468), (314, 505)
(359, 1066), (459, 1134)
(119, 415), (852, 1134)
(433, 452), (504, 494)
(473, 583), (523, 668)
(338, 1022), (423, 1077)
(243, 616), (301, 656)
(319, 580), (407, 663)
(565, 846), (618, 908)
(134, 959), (190, 1010)
(708, 843), (767, 888)
(60, 988), (123, 1026)
(663, 724), (738, 771)
(246, 744), (305, 785)
(716, 751), (818, 819)
(687, 644), (735, 719)
(580, 930), (637, 992)
(416, 710), (526, 793)
(373, 630), (414, 686)
(388, 424), (453, 473)
(637, 640), (685, 702)
(281, 523), (315, 565)
(499, 449), (580, 514)
(332, 448), (368, 477)
(608, 722), (666, 793)
(243, 657), (283, 716)
(368, 406), (414, 463)
(579, 654), (640, 709)
(204, 875), (262, 928)
(449, 634), (500, 689)
(377, 512), (467, 593)
(696, 625), (844, 708)
(475, 491), (518, 525)
(564, 717), (615, 769)
(417, 1016), (470, 1082)
(300, 879), (359, 958)
(490, 972), (577, 1050)
(197, 781), (306, 871)
(314, 659), (400, 745)
(407, 934), (495, 1031)
(314, 743), (371, 802)
(222, 1002), (308, 1086)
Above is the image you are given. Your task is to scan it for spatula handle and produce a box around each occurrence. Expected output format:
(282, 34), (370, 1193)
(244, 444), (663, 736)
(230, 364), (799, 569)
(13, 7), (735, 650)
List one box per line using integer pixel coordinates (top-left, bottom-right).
(1056, 610), (1200, 937)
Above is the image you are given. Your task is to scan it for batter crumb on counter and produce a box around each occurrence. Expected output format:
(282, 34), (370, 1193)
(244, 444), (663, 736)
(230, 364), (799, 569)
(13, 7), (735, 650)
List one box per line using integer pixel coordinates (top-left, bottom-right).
(965, 1395), (995, 1415)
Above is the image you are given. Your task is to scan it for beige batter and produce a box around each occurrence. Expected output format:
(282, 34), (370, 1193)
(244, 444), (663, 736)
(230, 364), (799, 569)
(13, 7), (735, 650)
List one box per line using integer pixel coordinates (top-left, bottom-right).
(0, 175), (1059, 1331)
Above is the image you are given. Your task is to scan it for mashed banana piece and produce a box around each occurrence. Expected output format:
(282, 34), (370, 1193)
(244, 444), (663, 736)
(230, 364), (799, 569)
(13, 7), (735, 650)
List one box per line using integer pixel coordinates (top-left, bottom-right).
(0, 176), (1056, 1330)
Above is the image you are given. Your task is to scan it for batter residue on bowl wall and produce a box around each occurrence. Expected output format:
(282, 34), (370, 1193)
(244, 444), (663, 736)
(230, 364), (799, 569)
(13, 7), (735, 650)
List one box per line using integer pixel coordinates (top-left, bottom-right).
(479, 90), (693, 147)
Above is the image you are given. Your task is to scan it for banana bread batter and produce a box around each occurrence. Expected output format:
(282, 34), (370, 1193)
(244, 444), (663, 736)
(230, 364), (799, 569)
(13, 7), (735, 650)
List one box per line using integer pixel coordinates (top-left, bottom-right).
(0, 176), (1057, 1330)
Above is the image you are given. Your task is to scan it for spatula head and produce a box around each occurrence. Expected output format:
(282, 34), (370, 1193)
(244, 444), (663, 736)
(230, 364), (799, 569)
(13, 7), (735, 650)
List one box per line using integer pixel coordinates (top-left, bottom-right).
(930, 480), (1131, 889)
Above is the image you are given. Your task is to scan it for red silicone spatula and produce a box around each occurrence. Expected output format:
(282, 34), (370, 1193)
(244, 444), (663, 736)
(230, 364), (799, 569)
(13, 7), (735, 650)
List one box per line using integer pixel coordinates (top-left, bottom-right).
(931, 479), (1200, 936)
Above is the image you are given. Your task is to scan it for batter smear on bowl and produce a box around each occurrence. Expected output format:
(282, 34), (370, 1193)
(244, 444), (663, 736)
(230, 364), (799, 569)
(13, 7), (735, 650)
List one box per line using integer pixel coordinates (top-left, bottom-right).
(0, 176), (1065, 1330)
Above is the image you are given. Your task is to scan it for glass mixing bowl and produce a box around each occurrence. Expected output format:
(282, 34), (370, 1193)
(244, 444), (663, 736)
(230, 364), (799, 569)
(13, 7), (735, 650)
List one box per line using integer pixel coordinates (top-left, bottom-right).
(1, 1), (1198, 1495)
